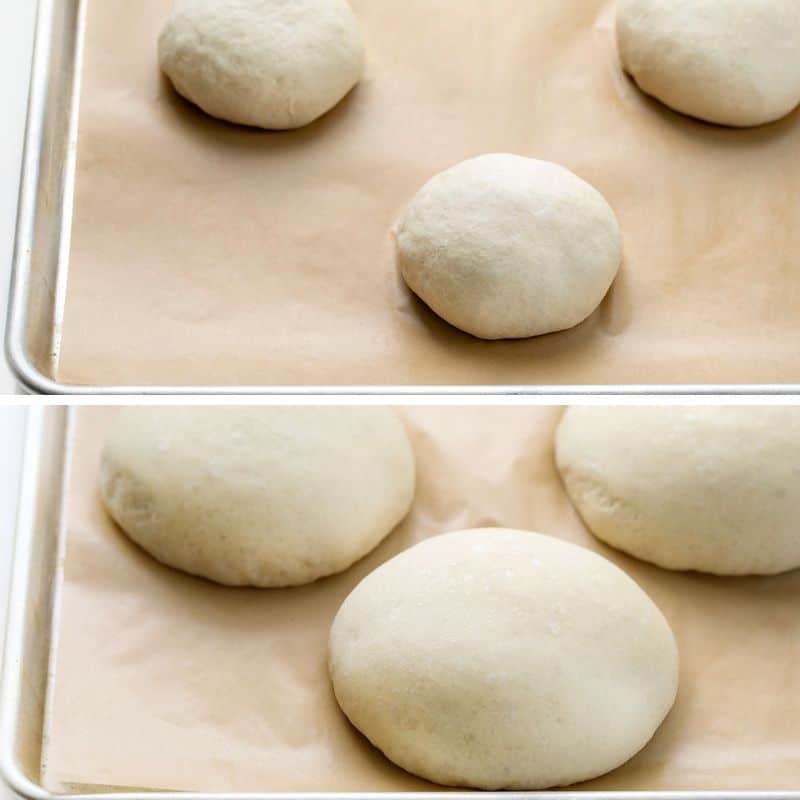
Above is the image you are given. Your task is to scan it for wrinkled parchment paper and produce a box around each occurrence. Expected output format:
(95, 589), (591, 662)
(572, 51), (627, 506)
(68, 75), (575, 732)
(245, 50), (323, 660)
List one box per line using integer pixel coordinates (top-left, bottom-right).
(56, 0), (800, 388)
(41, 407), (800, 792)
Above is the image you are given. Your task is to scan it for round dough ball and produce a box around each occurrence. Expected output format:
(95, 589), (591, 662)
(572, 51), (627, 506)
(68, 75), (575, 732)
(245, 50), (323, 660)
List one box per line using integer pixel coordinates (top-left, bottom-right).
(556, 406), (800, 575)
(158, 0), (365, 130)
(395, 154), (622, 340)
(616, 0), (800, 127)
(100, 407), (414, 587)
(329, 528), (678, 790)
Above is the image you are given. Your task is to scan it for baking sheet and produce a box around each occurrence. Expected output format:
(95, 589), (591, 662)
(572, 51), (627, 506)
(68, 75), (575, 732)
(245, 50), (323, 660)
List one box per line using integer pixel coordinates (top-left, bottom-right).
(41, 407), (800, 792)
(55, 0), (800, 388)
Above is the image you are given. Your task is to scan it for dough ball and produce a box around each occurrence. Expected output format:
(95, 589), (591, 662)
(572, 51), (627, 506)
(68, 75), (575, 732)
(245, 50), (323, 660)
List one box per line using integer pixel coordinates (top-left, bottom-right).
(158, 0), (365, 130)
(556, 406), (800, 575)
(617, 0), (800, 127)
(395, 154), (622, 340)
(329, 528), (678, 790)
(100, 407), (414, 587)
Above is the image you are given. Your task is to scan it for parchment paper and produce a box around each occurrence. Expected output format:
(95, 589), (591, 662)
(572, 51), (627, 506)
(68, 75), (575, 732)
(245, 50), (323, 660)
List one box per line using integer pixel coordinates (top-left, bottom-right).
(41, 406), (800, 792)
(56, 1), (800, 388)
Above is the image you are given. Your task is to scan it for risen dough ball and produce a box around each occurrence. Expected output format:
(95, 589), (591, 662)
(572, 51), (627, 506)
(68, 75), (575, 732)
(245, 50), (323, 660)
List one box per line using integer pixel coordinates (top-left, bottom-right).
(329, 528), (678, 790)
(556, 406), (800, 575)
(395, 154), (622, 340)
(617, 0), (800, 127)
(100, 407), (414, 587)
(158, 0), (365, 130)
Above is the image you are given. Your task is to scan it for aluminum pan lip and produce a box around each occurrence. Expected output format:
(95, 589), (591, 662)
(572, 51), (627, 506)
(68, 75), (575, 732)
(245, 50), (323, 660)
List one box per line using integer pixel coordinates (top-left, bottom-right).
(5, 0), (84, 397)
(5, 0), (52, 396)
(5, 1), (800, 396)
(8, 373), (800, 396)
(1, 408), (800, 800)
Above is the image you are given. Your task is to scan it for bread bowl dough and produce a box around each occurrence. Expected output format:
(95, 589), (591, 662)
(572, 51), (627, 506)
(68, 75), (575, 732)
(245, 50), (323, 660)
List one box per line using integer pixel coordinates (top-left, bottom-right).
(556, 406), (800, 575)
(395, 154), (622, 340)
(100, 407), (414, 587)
(617, 0), (800, 127)
(329, 528), (678, 790)
(158, 0), (365, 130)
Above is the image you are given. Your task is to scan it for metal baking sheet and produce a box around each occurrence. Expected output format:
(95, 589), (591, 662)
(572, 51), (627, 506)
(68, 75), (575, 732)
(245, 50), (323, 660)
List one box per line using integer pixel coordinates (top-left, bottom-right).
(5, 0), (800, 395)
(1, 405), (799, 800)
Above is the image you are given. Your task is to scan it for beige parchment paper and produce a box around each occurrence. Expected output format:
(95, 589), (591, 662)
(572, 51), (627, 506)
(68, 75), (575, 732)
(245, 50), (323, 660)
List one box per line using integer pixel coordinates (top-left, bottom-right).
(41, 406), (800, 792)
(56, 1), (800, 388)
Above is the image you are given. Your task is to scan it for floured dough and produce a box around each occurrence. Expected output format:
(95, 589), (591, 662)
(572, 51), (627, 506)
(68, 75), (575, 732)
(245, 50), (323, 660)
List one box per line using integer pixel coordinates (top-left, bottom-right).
(159, 0), (365, 130)
(617, 0), (800, 127)
(395, 154), (622, 340)
(100, 406), (415, 587)
(556, 406), (800, 575)
(329, 528), (678, 790)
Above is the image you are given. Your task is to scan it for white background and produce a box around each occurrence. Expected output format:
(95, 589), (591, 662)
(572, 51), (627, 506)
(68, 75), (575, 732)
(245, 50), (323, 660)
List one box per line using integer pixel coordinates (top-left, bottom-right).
(0, 407), (27, 643)
(0, 0), (39, 780)
(0, 405), (28, 800)
(1, 2), (38, 394)
(1, 10), (46, 798)
(0, 7), (51, 798)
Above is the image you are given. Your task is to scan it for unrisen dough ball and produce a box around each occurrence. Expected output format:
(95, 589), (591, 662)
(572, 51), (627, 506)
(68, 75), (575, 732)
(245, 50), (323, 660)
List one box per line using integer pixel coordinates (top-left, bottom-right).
(100, 407), (414, 587)
(617, 0), (800, 127)
(158, 0), (365, 130)
(395, 154), (622, 340)
(556, 406), (800, 575)
(329, 528), (678, 790)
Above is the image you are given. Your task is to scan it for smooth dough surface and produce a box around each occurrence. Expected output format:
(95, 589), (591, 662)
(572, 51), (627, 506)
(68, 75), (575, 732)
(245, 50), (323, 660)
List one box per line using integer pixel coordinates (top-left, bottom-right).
(617, 0), (800, 127)
(158, 0), (365, 130)
(329, 528), (678, 790)
(395, 154), (622, 341)
(100, 407), (414, 587)
(556, 406), (800, 575)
